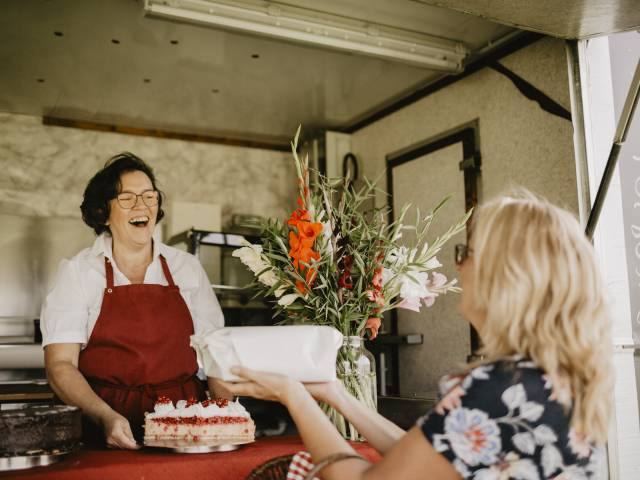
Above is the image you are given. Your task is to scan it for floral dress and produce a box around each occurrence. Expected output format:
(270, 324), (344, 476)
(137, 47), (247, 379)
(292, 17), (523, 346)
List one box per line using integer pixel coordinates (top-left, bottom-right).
(417, 358), (605, 479)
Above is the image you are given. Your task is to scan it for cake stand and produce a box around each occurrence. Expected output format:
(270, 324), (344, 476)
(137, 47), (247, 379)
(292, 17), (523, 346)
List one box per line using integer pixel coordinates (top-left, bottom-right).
(143, 438), (254, 453)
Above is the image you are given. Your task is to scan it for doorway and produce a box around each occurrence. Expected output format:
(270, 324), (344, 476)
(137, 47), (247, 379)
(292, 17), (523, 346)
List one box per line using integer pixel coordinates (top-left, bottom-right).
(385, 121), (481, 397)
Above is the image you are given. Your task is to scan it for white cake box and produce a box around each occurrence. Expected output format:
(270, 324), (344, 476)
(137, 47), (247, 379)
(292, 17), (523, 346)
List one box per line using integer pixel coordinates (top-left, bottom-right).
(191, 325), (343, 382)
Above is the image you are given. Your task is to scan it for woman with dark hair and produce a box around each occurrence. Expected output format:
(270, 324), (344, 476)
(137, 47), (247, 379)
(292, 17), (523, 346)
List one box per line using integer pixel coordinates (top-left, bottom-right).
(41, 152), (227, 449)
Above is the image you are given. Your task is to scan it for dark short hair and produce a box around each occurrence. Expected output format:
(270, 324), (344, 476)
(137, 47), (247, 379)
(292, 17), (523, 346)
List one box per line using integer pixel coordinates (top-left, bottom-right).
(80, 152), (165, 235)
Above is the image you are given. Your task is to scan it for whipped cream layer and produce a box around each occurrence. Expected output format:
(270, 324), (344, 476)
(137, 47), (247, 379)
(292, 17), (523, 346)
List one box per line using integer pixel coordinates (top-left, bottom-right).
(146, 398), (251, 420)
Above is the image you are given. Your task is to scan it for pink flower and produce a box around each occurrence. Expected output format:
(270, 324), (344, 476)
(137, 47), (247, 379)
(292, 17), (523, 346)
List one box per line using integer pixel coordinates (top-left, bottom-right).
(397, 297), (421, 312)
(426, 272), (447, 289)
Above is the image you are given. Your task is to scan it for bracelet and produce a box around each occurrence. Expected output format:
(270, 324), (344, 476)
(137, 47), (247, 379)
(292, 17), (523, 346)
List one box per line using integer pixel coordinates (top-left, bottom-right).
(303, 452), (368, 480)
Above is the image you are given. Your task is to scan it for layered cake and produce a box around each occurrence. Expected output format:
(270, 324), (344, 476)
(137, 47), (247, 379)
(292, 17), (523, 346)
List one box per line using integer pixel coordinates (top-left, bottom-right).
(144, 397), (255, 443)
(0, 405), (82, 456)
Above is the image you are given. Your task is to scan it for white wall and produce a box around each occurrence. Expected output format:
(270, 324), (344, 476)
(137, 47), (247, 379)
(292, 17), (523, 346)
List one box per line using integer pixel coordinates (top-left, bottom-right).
(0, 113), (297, 226)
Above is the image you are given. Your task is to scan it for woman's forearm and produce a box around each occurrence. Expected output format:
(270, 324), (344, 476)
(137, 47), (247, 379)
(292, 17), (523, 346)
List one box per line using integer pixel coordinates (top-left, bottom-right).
(285, 385), (372, 480)
(207, 377), (234, 400)
(324, 387), (406, 454)
(47, 361), (113, 426)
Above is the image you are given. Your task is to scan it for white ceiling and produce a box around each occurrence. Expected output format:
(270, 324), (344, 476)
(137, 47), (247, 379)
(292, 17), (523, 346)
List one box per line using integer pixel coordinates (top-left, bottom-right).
(0, 0), (513, 143)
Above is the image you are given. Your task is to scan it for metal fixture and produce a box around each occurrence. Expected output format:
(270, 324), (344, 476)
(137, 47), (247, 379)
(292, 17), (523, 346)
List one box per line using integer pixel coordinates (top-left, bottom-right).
(144, 0), (468, 71)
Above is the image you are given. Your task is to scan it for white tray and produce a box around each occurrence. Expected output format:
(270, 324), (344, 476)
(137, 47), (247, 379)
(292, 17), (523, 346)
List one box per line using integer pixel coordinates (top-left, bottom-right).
(0, 448), (75, 472)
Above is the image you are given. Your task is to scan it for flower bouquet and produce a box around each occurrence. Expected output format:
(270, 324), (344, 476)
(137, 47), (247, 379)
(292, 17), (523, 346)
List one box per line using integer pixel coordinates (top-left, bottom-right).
(233, 126), (470, 439)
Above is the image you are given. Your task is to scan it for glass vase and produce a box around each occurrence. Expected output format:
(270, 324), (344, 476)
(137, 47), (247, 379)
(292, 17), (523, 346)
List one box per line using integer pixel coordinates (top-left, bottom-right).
(323, 336), (377, 441)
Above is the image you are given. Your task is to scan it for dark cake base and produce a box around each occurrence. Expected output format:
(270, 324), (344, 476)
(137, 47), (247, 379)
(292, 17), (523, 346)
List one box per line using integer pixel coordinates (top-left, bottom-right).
(0, 405), (82, 456)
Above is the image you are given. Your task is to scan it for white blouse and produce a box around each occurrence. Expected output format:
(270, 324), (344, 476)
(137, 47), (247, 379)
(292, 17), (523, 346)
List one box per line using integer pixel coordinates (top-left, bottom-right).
(40, 233), (224, 348)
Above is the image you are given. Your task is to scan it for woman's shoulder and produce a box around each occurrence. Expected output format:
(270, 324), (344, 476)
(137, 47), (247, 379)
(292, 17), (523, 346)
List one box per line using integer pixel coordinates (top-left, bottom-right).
(58, 245), (99, 275)
(61, 233), (107, 271)
(422, 358), (604, 479)
(440, 356), (547, 397)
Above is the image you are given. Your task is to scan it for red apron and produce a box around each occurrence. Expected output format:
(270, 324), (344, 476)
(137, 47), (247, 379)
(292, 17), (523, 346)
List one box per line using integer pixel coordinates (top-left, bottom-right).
(78, 255), (206, 442)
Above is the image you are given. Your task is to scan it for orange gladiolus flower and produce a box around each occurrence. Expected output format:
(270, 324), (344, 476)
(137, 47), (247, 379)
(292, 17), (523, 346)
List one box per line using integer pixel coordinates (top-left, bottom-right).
(287, 201), (322, 295)
(289, 231), (320, 270)
(296, 220), (323, 240)
(366, 317), (381, 340)
(296, 267), (318, 294)
(287, 209), (310, 226)
(306, 267), (318, 285)
(287, 198), (311, 226)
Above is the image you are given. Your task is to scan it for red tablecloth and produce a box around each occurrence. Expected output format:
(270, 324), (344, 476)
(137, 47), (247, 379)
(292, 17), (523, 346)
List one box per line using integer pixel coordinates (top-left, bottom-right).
(2, 436), (380, 480)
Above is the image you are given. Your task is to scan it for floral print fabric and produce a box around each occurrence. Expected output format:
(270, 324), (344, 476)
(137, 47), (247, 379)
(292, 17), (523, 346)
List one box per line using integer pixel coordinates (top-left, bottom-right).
(417, 358), (605, 479)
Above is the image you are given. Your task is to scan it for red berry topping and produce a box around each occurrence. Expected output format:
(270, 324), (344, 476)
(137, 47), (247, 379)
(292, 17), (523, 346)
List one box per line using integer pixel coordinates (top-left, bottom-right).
(214, 398), (229, 408)
(186, 397), (199, 407)
(156, 396), (172, 405)
(201, 399), (212, 408)
(151, 416), (248, 425)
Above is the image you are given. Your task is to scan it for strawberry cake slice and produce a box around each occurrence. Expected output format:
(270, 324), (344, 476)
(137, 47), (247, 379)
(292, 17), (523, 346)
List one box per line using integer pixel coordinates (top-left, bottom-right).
(144, 397), (255, 444)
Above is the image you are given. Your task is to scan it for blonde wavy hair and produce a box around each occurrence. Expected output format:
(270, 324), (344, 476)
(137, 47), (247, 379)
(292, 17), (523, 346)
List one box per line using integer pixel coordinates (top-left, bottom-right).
(469, 190), (613, 443)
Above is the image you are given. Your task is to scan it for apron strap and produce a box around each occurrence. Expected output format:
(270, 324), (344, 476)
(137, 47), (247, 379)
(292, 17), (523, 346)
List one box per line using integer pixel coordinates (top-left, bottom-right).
(159, 255), (176, 286)
(104, 257), (115, 290)
(104, 254), (174, 288)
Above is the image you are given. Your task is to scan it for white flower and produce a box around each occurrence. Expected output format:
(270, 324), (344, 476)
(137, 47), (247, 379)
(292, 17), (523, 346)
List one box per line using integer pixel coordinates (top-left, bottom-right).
(277, 293), (300, 307)
(233, 243), (286, 297)
(381, 267), (398, 289)
(425, 255), (442, 269)
(258, 269), (278, 286)
(397, 271), (430, 312)
(257, 270), (287, 298)
(390, 246), (413, 265)
(321, 220), (334, 256)
(232, 244), (264, 274)
(396, 271), (448, 311)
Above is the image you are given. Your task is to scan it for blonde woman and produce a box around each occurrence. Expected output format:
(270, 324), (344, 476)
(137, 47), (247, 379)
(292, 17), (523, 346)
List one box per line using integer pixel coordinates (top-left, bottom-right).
(222, 192), (613, 479)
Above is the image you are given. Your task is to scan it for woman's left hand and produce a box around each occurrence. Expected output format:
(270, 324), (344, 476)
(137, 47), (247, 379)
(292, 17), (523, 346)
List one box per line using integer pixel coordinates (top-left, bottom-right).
(218, 366), (306, 405)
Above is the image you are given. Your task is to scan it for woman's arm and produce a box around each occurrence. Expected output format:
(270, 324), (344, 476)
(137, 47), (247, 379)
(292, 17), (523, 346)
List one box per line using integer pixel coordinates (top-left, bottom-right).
(207, 376), (234, 400)
(45, 344), (138, 449)
(222, 367), (460, 480)
(306, 381), (405, 454)
(290, 387), (459, 480)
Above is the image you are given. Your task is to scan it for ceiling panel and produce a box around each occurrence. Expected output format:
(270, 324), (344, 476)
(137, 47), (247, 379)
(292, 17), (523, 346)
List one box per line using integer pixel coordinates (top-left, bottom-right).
(416, 0), (640, 40)
(0, 0), (514, 141)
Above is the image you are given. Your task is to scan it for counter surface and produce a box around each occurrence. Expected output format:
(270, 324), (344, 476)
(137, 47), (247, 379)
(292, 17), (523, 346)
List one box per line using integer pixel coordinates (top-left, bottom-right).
(1, 435), (380, 479)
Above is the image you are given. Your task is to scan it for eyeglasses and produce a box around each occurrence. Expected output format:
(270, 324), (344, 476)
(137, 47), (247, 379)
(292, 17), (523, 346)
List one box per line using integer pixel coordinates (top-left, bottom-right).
(115, 190), (159, 209)
(454, 243), (472, 265)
